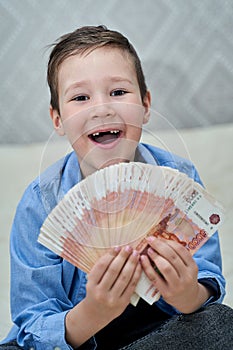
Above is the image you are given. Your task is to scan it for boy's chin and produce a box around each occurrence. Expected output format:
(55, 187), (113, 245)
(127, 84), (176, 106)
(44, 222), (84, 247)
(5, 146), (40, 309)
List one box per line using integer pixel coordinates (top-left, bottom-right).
(98, 158), (130, 169)
(80, 157), (132, 177)
(77, 139), (139, 176)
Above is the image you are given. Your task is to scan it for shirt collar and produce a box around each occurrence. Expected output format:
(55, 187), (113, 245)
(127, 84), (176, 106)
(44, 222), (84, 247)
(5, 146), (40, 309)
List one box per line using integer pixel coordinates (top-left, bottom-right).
(134, 143), (158, 165)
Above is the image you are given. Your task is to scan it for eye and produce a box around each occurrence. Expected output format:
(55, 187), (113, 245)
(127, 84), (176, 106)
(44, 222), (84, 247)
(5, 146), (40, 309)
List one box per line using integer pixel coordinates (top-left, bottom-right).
(72, 95), (89, 101)
(111, 89), (127, 97)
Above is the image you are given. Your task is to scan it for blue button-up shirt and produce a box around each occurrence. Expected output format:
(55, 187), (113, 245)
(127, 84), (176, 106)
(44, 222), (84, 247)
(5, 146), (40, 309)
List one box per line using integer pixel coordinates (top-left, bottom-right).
(1, 144), (225, 349)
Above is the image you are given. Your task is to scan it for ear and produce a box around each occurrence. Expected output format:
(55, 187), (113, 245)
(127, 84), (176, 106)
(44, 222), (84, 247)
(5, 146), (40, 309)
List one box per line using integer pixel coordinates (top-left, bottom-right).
(142, 91), (151, 124)
(50, 106), (65, 136)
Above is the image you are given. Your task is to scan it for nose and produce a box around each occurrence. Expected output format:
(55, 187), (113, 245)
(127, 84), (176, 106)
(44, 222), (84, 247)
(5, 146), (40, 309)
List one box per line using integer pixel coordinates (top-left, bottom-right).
(89, 100), (116, 120)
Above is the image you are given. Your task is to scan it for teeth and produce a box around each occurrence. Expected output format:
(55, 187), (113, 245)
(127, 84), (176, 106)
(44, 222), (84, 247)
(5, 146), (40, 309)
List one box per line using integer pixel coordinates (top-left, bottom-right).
(92, 130), (119, 136)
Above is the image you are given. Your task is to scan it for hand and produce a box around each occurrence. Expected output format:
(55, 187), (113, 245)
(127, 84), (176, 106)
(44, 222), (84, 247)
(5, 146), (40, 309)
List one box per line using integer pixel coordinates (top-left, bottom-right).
(65, 246), (141, 348)
(85, 245), (142, 321)
(140, 236), (211, 313)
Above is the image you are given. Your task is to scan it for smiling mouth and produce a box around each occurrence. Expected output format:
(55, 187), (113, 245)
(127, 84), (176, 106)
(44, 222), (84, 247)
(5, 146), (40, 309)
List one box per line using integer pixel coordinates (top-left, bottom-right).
(88, 130), (122, 144)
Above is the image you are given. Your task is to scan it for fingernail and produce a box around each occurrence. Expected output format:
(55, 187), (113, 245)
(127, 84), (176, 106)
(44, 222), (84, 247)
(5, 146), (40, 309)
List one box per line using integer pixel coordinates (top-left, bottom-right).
(148, 247), (155, 255)
(114, 246), (121, 253)
(132, 250), (139, 257)
(125, 245), (132, 253)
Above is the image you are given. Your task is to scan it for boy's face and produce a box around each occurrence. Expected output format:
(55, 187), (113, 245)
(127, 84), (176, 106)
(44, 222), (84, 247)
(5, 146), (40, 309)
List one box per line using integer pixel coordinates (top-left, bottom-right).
(50, 47), (151, 177)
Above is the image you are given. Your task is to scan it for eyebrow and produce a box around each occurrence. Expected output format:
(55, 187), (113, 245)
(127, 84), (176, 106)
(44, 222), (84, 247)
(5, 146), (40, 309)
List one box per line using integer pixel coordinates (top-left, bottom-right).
(64, 81), (86, 96)
(64, 76), (134, 95)
(108, 76), (134, 85)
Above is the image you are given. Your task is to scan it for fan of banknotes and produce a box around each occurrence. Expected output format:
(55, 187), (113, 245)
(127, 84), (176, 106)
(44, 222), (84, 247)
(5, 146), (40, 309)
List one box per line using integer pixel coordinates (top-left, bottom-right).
(38, 162), (224, 305)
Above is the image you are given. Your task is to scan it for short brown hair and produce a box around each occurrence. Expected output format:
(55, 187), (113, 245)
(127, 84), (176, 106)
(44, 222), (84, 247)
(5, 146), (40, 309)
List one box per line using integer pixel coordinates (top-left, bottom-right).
(47, 25), (148, 112)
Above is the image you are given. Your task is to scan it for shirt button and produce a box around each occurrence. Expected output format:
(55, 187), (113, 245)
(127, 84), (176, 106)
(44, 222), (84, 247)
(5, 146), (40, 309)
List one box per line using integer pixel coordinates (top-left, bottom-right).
(54, 347), (61, 350)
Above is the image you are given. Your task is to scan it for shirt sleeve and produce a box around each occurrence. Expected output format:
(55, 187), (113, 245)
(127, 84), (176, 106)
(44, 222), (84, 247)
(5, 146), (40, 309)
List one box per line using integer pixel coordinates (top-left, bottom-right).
(9, 182), (93, 350)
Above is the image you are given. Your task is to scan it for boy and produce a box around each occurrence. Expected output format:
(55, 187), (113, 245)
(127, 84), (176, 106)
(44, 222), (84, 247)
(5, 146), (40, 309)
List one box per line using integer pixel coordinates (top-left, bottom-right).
(1, 25), (232, 350)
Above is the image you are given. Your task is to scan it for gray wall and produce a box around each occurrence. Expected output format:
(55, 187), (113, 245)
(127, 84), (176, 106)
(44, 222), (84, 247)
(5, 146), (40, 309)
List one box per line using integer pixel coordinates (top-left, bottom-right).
(1, 0), (233, 143)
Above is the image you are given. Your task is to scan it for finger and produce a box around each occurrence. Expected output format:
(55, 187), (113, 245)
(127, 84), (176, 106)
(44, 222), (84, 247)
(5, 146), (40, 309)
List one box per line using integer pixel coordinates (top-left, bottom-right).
(147, 246), (180, 282)
(160, 238), (195, 265)
(146, 238), (198, 284)
(146, 236), (194, 270)
(112, 249), (141, 296)
(122, 262), (142, 300)
(145, 237), (183, 279)
(140, 254), (166, 288)
(161, 238), (198, 274)
(99, 246), (137, 290)
(88, 247), (120, 284)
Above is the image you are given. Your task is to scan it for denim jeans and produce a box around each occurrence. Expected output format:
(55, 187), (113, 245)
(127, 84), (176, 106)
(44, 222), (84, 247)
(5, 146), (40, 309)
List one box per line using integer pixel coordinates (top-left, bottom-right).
(0, 342), (22, 350)
(120, 304), (233, 350)
(1, 304), (233, 350)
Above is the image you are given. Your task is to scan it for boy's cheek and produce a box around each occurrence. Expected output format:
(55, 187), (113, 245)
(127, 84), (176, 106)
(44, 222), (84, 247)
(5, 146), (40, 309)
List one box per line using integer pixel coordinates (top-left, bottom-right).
(60, 116), (84, 145)
(117, 103), (147, 125)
